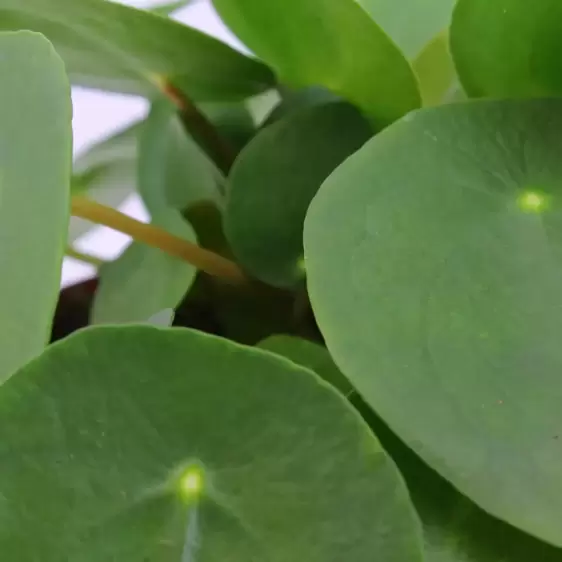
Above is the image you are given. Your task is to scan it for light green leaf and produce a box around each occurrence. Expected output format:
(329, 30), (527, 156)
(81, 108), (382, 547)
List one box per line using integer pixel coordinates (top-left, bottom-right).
(92, 211), (197, 324)
(0, 325), (424, 561)
(0, 32), (71, 382)
(412, 31), (457, 107)
(0, 0), (274, 100)
(211, 0), (420, 127)
(257, 335), (354, 397)
(146, 308), (175, 327)
(451, 0), (562, 98)
(359, 0), (456, 59)
(139, 100), (221, 215)
(70, 123), (140, 243)
(305, 99), (562, 547)
(225, 102), (372, 287)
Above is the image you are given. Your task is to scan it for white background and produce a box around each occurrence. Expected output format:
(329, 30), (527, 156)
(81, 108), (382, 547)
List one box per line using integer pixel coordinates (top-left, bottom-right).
(64, 0), (244, 286)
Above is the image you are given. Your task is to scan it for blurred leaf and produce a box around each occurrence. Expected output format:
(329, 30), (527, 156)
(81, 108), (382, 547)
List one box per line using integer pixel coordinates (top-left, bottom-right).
(451, 0), (562, 98)
(211, 0), (420, 127)
(226, 102), (372, 287)
(146, 308), (175, 326)
(0, 326), (424, 561)
(359, 0), (456, 59)
(263, 86), (340, 127)
(0, 0), (274, 100)
(258, 335), (354, 397)
(139, 101), (221, 215)
(412, 31), (457, 106)
(148, 0), (194, 17)
(92, 211), (197, 324)
(0, 32), (71, 382)
(69, 123), (140, 243)
(305, 99), (562, 547)
(201, 102), (256, 152)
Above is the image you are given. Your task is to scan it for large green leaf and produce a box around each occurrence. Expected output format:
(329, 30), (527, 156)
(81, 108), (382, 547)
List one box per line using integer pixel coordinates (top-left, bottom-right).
(305, 99), (562, 547)
(450, 0), (562, 98)
(0, 326), (424, 561)
(0, 32), (71, 382)
(92, 212), (197, 324)
(360, 0), (456, 59)
(0, 0), (274, 100)
(211, 0), (420, 127)
(225, 102), (372, 287)
(263, 336), (562, 561)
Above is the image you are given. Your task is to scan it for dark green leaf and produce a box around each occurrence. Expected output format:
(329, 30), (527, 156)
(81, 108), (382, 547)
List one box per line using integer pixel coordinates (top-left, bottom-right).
(211, 0), (420, 126)
(305, 99), (562, 547)
(257, 335), (354, 397)
(226, 102), (372, 287)
(0, 0), (274, 100)
(451, 0), (562, 98)
(0, 32), (71, 382)
(0, 326), (424, 561)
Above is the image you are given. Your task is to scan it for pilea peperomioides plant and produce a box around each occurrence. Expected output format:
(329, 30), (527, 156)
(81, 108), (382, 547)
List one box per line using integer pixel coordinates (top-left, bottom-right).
(1, 0), (562, 560)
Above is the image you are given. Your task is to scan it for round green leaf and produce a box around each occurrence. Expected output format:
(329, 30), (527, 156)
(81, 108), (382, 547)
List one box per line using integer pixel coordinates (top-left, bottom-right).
(92, 211), (197, 324)
(305, 99), (562, 547)
(450, 0), (562, 98)
(0, 32), (71, 382)
(226, 102), (373, 287)
(0, 326), (423, 561)
(211, 0), (420, 127)
(0, 0), (274, 101)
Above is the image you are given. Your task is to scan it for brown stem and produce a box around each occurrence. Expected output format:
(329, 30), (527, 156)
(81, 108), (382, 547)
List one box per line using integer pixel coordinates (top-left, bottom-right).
(71, 197), (246, 284)
(154, 76), (237, 175)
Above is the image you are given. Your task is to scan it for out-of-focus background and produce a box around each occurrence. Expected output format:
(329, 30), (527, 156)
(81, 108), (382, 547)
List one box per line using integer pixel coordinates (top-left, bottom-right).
(64, 0), (245, 287)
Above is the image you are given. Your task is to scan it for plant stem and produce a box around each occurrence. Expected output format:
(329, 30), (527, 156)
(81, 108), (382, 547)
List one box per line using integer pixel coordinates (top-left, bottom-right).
(71, 197), (247, 284)
(154, 76), (237, 175)
(65, 246), (105, 268)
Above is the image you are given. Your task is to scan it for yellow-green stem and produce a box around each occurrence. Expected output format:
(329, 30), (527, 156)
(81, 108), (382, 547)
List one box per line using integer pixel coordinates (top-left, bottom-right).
(71, 197), (246, 284)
